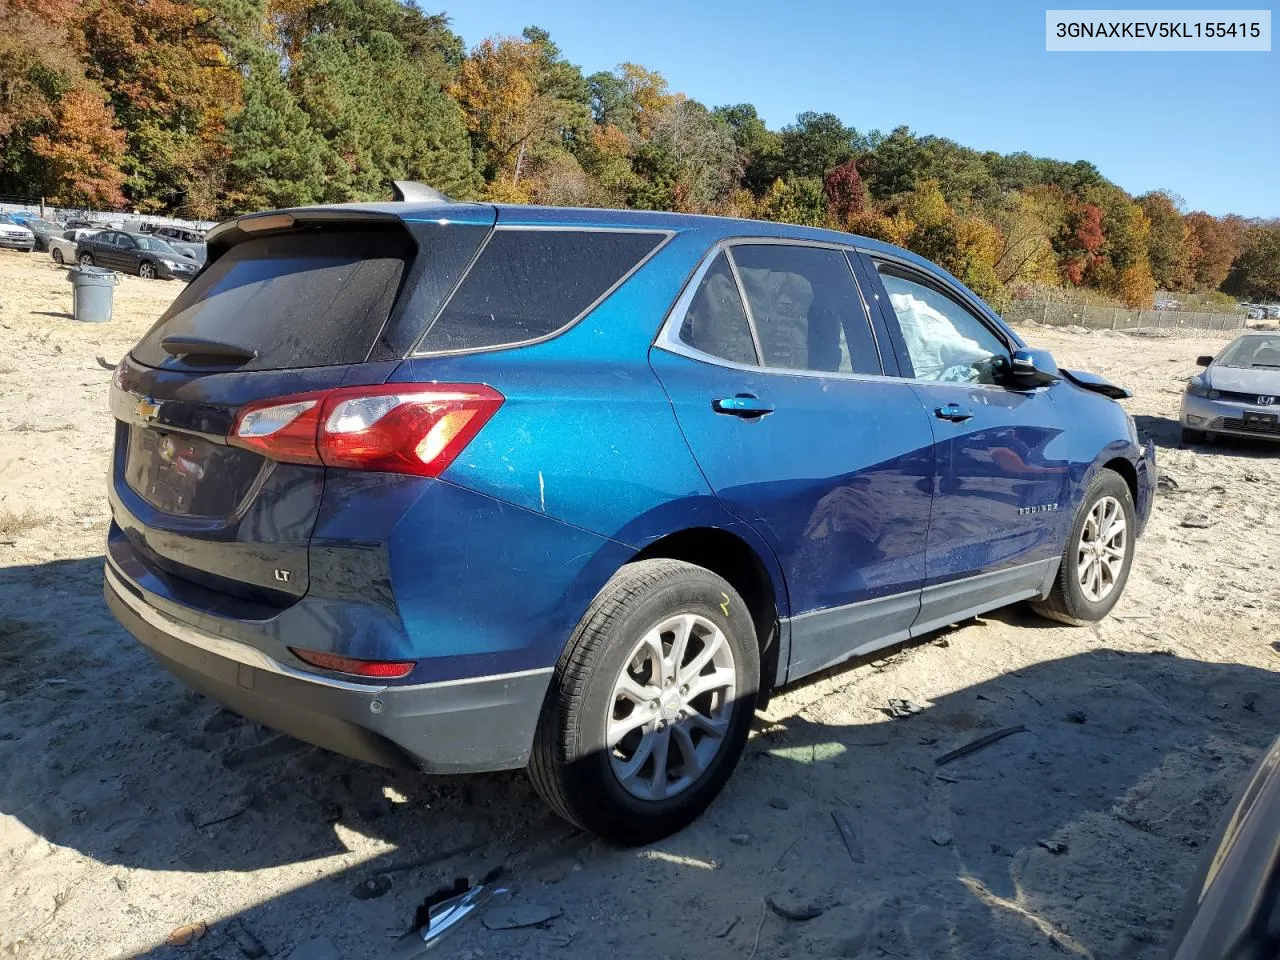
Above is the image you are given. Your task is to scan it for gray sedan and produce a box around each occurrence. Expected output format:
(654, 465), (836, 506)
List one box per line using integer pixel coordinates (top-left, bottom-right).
(1181, 332), (1280, 443)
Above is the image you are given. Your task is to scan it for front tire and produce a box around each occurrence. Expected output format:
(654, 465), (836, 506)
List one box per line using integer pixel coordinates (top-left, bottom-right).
(1030, 469), (1136, 626)
(528, 559), (759, 845)
(51, 248), (64, 264)
(78, 253), (94, 267)
(139, 261), (156, 280)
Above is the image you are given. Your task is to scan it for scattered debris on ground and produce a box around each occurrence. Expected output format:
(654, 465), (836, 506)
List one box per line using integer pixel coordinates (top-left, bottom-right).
(0, 255), (1277, 960)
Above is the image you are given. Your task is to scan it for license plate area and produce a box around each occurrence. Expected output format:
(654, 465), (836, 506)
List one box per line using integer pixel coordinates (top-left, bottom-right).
(123, 425), (264, 518)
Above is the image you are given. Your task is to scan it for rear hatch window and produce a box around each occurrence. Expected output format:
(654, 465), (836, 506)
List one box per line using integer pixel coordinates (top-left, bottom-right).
(131, 229), (414, 371)
(416, 229), (665, 353)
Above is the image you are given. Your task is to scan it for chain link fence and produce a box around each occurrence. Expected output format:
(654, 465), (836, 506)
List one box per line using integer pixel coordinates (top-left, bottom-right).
(0, 197), (213, 231)
(1001, 300), (1249, 334)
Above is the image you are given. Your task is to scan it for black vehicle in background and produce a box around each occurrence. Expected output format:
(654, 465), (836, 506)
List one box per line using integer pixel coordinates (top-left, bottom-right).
(77, 229), (199, 281)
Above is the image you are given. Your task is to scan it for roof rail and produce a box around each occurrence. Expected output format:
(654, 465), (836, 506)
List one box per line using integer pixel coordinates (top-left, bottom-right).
(391, 181), (453, 203)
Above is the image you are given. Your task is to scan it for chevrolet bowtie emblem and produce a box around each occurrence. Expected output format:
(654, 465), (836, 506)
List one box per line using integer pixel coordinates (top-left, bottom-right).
(135, 397), (161, 421)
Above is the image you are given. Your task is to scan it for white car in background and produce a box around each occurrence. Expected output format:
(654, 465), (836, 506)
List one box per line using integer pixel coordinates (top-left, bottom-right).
(48, 228), (101, 265)
(0, 216), (36, 252)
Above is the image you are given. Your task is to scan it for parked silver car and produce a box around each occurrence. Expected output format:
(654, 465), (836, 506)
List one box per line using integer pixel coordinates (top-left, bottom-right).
(149, 225), (206, 264)
(0, 215), (36, 252)
(48, 228), (100, 265)
(1181, 332), (1280, 443)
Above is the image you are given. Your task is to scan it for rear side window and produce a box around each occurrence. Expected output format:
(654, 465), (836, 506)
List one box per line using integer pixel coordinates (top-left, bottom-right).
(731, 244), (880, 375)
(132, 229), (413, 371)
(678, 252), (758, 365)
(416, 229), (663, 353)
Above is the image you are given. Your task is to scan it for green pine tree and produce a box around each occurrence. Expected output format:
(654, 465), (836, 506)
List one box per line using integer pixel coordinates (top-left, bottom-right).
(223, 57), (333, 211)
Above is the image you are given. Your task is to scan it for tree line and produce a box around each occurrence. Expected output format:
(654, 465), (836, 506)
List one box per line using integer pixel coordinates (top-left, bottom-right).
(3, 0), (1278, 308)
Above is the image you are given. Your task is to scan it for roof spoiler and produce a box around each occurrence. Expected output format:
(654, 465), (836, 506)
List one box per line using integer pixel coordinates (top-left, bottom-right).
(391, 181), (453, 203)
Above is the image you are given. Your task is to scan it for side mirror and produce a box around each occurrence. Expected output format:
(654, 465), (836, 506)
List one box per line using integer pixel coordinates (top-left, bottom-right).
(1008, 348), (1061, 387)
(1195, 355), (1214, 367)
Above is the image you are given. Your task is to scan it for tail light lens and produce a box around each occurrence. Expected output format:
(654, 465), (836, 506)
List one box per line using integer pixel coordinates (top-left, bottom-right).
(229, 383), (503, 477)
(290, 647), (415, 679)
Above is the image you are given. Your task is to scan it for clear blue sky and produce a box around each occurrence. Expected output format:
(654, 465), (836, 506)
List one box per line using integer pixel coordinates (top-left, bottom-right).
(442, 1), (1278, 217)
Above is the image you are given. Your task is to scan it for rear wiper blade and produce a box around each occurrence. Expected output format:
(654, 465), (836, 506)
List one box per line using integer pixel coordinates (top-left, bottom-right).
(160, 335), (258, 363)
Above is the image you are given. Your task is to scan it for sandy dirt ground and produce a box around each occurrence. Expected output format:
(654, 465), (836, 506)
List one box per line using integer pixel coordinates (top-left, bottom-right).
(0, 246), (1276, 960)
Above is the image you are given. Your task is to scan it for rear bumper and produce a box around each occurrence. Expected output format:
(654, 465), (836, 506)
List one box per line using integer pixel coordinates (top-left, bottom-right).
(105, 563), (550, 773)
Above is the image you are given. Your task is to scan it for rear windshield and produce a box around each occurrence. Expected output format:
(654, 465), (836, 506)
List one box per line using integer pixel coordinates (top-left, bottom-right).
(132, 229), (413, 371)
(416, 229), (664, 353)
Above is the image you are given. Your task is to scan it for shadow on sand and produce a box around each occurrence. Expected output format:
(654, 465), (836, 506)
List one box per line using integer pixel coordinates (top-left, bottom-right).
(1, 555), (1276, 959)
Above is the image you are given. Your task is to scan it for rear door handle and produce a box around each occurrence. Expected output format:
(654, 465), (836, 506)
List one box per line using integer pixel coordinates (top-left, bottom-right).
(934, 403), (974, 423)
(713, 395), (775, 418)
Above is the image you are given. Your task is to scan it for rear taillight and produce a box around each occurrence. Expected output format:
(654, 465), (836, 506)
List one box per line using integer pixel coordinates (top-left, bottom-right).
(229, 383), (502, 477)
(290, 647), (415, 679)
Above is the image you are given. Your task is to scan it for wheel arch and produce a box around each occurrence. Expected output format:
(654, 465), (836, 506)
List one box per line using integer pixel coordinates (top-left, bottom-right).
(1102, 456), (1139, 504)
(629, 527), (787, 701)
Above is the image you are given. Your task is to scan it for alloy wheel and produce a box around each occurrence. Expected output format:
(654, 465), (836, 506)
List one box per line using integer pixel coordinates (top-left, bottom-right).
(140, 262), (155, 280)
(1077, 495), (1127, 602)
(607, 613), (736, 801)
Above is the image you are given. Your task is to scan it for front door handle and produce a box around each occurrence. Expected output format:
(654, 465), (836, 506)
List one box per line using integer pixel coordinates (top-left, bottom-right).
(934, 403), (974, 423)
(713, 394), (775, 418)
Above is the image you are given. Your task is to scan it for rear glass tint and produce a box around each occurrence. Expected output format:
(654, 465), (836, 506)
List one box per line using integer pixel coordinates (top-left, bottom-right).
(678, 252), (757, 365)
(131, 229), (413, 371)
(416, 229), (663, 353)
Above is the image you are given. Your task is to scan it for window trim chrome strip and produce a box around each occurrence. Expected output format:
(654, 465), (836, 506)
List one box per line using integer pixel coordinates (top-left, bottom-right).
(655, 238), (896, 384)
(656, 236), (1027, 392)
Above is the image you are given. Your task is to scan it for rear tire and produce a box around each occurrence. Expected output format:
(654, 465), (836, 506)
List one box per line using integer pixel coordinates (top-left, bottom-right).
(528, 559), (759, 845)
(78, 253), (94, 267)
(1030, 469), (1136, 626)
(1182, 427), (1207, 444)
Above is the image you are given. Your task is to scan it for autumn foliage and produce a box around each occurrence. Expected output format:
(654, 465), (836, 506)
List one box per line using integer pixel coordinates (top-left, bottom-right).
(0, 1), (1272, 308)
(30, 85), (127, 207)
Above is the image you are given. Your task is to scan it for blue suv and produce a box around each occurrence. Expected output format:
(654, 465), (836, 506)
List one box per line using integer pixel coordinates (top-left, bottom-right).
(105, 191), (1156, 843)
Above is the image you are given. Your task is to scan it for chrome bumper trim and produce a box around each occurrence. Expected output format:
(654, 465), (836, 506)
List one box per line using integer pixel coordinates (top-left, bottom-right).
(105, 562), (552, 693)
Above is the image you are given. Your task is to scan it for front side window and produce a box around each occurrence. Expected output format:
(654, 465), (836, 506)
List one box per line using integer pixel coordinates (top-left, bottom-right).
(677, 252), (758, 365)
(875, 263), (1007, 384)
(732, 244), (879, 375)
